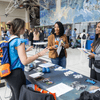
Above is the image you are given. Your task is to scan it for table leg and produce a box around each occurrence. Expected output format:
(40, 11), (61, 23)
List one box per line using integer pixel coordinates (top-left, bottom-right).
(39, 45), (40, 52)
(35, 45), (37, 54)
(35, 45), (40, 54)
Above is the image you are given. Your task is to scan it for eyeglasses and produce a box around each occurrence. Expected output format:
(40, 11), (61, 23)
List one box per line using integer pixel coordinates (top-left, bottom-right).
(7, 24), (11, 29)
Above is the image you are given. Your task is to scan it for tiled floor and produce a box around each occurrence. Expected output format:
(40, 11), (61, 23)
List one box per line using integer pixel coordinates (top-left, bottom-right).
(0, 47), (90, 100)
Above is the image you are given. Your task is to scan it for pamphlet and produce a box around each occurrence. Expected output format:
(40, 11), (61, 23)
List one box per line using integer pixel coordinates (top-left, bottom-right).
(47, 83), (73, 97)
(77, 48), (91, 55)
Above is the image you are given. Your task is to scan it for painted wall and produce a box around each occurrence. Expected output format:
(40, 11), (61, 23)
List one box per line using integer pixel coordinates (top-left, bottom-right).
(40, 0), (100, 26)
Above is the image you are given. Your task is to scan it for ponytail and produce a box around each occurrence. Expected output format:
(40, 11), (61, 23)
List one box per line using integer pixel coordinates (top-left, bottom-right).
(10, 18), (25, 36)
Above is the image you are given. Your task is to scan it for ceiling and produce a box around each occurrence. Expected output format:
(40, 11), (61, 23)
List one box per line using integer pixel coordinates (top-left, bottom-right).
(0, 0), (11, 2)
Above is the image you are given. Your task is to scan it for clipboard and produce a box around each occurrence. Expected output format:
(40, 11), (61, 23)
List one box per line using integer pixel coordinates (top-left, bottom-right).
(57, 40), (62, 56)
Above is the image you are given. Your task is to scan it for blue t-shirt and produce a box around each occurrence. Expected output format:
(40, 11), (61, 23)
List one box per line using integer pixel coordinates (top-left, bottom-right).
(71, 30), (76, 37)
(9, 38), (27, 71)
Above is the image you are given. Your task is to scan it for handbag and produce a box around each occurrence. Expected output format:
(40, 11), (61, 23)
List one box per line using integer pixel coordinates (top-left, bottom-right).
(94, 60), (100, 69)
(19, 85), (55, 100)
(89, 58), (92, 68)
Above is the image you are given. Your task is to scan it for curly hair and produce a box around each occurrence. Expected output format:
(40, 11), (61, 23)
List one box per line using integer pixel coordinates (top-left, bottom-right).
(55, 21), (64, 37)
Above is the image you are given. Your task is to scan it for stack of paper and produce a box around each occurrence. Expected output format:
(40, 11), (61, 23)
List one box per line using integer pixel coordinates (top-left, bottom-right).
(29, 72), (44, 78)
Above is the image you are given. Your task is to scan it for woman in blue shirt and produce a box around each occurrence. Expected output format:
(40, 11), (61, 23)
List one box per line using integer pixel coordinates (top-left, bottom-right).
(5, 18), (48, 100)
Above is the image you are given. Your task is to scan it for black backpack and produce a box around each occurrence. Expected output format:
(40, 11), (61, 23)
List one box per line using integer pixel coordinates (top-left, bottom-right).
(82, 34), (86, 39)
(19, 85), (55, 100)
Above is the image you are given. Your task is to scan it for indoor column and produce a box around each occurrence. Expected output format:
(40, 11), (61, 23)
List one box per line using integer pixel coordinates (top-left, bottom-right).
(0, 18), (1, 36)
(25, 8), (30, 30)
(2, 22), (6, 31)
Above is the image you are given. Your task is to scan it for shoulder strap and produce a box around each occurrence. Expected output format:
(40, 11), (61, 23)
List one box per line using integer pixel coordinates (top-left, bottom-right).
(8, 36), (19, 67)
(8, 36), (18, 43)
(11, 57), (19, 68)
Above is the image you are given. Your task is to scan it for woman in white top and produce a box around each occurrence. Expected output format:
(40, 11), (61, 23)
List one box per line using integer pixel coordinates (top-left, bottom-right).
(33, 28), (40, 47)
(80, 29), (87, 49)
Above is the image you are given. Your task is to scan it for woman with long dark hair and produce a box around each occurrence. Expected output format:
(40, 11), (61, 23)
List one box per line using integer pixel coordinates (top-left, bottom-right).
(48, 21), (69, 68)
(89, 22), (100, 81)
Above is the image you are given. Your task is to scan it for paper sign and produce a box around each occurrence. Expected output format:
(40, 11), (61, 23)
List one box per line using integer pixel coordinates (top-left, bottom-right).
(47, 83), (73, 97)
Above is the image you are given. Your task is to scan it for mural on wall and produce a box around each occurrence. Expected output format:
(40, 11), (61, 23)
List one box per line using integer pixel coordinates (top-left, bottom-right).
(40, 0), (100, 26)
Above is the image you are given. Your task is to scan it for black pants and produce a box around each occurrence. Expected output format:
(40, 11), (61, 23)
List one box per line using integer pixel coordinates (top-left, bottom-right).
(67, 36), (69, 43)
(90, 68), (100, 81)
(5, 68), (26, 100)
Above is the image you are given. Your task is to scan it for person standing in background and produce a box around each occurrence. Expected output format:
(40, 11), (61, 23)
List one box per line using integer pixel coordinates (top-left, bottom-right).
(6, 30), (10, 38)
(39, 28), (44, 48)
(3, 30), (8, 40)
(80, 29), (87, 49)
(23, 29), (29, 45)
(71, 28), (77, 48)
(28, 29), (33, 47)
(48, 21), (69, 68)
(65, 26), (71, 43)
(33, 28), (40, 47)
(39, 28), (44, 42)
(23, 29), (29, 39)
(6, 21), (11, 36)
(1, 27), (4, 40)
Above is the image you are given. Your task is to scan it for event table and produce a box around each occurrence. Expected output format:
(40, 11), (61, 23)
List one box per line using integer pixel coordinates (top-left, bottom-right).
(33, 42), (48, 53)
(44, 38), (48, 42)
(25, 59), (100, 100)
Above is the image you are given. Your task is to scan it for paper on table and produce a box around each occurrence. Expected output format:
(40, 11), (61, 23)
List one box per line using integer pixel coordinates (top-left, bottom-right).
(47, 83), (73, 97)
(39, 63), (55, 68)
(29, 72), (44, 78)
(57, 40), (62, 56)
(33, 60), (41, 63)
(54, 66), (67, 71)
